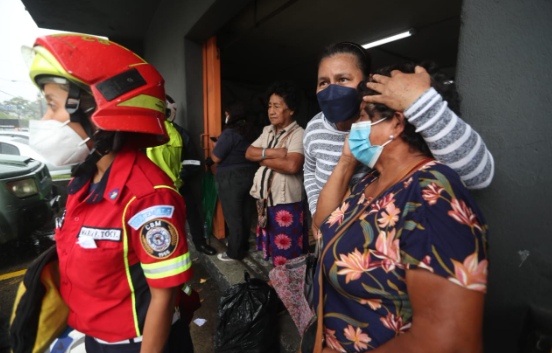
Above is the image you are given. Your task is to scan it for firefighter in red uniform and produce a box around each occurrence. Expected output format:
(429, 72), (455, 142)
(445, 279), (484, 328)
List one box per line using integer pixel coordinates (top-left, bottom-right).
(26, 34), (194, 352)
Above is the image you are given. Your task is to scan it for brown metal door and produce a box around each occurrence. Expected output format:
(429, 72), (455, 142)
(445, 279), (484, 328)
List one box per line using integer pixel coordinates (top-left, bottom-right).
(201, 36), (225, 239)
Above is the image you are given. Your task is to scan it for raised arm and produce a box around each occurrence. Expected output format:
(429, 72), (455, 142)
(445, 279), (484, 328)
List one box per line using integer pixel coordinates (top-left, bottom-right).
(313, 135), (358, 229)
(363, 67), (494, 189)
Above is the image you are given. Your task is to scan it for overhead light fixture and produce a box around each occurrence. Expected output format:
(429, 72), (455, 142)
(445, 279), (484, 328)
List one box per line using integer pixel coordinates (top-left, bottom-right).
(361, 29), (415, 49)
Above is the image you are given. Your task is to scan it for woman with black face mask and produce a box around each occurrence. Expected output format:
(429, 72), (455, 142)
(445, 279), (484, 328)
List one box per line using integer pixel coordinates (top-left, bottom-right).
(303, 43), (495, 235)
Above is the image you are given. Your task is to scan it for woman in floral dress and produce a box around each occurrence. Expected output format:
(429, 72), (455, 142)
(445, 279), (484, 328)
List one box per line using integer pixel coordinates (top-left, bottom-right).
(246, 81), (309, 266)
(313, 64), (488, 352)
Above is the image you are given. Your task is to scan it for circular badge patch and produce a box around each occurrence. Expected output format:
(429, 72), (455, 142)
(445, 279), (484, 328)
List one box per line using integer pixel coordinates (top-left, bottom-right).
(140, 219), (179, 259)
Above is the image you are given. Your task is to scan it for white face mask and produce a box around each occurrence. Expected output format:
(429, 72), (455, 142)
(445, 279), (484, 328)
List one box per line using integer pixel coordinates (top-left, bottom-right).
(166, 102), (176, 122)
(29, 119), (91, 166)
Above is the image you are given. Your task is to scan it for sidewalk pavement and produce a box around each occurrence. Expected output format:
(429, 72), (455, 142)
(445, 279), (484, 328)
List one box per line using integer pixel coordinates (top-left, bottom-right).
(186, 225), (303, 353)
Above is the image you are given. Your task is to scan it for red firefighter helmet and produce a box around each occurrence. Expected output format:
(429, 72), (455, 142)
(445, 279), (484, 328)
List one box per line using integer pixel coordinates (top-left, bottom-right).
(28, 34), (168, 147)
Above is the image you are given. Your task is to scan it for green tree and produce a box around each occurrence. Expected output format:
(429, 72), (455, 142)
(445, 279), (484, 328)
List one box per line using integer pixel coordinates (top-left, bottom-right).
(0, 111), (14, 120)
(0, 96), (42, 120)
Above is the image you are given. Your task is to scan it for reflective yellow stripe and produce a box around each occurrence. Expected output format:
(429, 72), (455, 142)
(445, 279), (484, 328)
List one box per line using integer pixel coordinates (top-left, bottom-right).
(141, 253), (191, 280)
(30, 46), (89, 91)
(154, 185), (177, 192)
(117, 94), (165, 113)
(122, 196), (141, 337)
(141, 253), (188, 270)
(154, 184), (180, 195)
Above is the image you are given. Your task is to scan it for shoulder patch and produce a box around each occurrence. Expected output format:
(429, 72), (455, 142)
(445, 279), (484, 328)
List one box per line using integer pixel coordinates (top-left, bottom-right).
(140, 219), (179, 259)
(128, 205), (175, 230)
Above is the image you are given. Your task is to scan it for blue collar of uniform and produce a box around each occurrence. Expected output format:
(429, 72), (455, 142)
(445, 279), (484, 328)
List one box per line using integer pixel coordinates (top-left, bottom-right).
(66, 146), (137, 204)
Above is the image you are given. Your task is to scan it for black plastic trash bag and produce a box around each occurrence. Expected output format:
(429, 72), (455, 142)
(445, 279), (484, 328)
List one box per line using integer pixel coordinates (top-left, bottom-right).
(214, 271), (279, 353)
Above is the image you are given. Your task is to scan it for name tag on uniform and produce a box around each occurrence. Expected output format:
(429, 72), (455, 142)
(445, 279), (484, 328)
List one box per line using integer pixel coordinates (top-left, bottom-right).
(78, 226), (122, 242)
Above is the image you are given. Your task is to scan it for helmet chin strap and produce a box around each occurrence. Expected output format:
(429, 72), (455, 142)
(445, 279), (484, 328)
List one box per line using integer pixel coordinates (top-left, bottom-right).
(71, 131), (115, 177)
(65, 84), (94, 139)
(64, 84), (116, 178)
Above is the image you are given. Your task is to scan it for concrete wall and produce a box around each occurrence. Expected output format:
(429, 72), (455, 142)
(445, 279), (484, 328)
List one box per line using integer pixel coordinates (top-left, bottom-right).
(143, 0), (253, 213)
(456, 0), (552, 350)
(143, 0), (218, 212)
(144, 0), (216, 150)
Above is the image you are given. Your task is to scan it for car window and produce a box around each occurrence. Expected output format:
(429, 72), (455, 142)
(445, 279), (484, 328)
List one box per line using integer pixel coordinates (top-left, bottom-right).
(12, 138), (29, 144)
(0, 142), (20, 155)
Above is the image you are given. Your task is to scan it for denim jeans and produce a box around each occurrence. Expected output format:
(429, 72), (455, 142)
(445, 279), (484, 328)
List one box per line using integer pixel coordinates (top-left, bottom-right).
(215, 166), (257, 260)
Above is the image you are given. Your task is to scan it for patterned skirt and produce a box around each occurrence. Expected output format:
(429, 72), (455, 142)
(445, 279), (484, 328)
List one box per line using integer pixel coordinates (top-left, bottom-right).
(256, 201), (309, 266)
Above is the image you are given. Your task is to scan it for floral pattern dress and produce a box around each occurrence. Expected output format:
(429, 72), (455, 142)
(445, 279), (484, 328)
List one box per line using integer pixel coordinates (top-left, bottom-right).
(256, 201), (309, 266)
(314, 161), (488, 352)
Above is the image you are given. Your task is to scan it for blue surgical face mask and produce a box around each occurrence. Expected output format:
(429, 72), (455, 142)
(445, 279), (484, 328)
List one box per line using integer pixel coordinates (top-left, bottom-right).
(316, 84), (360, 124)
(348, 118), (394, 168)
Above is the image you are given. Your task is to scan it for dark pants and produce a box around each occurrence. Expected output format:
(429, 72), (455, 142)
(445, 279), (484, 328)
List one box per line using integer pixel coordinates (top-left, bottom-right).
(84, 319), (194, 352)
(215, 166), (256, 260)
(179, 183), (206, 247)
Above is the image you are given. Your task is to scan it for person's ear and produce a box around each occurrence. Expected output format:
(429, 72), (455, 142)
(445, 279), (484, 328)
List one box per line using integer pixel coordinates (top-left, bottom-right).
(392, 111), (406, 136)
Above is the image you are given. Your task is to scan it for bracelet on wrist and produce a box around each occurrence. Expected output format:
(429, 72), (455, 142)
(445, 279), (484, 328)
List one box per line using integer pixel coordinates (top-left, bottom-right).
(262, 147), (267, 160)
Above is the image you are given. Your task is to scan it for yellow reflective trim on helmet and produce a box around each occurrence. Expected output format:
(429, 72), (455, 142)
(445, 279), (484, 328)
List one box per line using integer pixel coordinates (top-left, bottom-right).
(122, 196), (142, 337)
(129, 63), (148, 67)
(29, 46), (90, 92)
(50, 33), (90, 37)
(117, 94), (165, 113)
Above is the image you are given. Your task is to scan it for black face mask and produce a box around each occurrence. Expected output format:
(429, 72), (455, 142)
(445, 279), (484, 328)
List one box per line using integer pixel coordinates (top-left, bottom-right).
(316, 84), (360, 123)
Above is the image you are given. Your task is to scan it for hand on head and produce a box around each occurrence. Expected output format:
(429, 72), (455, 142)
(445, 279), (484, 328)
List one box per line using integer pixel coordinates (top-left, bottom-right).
(363, 66), (431, 112)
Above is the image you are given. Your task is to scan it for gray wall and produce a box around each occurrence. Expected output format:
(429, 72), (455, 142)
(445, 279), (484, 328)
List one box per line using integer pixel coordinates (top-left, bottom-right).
(456, 0), (552, 350)
(143, 0), (253, 208)
(143, 0), (219, 212)
(144, 0), (216, 149)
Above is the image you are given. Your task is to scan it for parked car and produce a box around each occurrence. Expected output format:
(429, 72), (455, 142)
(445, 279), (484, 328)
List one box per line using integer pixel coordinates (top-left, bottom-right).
(0, 130), (30, 140)
(0, 134), (73, 176)
(0, 154), (60, 244)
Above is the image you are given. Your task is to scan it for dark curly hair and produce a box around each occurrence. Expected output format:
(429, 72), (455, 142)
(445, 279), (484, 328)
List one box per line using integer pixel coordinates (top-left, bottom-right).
(223, 100), (257, 143)
(319, 42), (372, 79)
(265, 80), (301, 115)
(358, 61), (460, 157)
